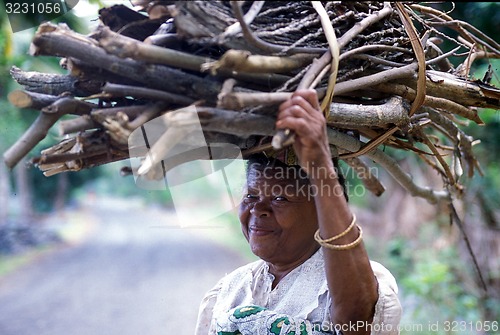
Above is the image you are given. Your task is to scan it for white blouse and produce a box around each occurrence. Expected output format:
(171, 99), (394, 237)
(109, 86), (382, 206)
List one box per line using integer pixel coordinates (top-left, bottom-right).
(195, 249), (402, 335)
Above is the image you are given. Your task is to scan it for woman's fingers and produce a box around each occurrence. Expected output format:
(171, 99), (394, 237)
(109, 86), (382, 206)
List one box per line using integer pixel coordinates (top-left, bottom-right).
(277, 114), (313, 137)
(277, 105), (310, 122)
(277, 93), (325, 138)
(275, 89), (332, 172)
(292, 89), (321, 111)
(279, 93), (321, 120)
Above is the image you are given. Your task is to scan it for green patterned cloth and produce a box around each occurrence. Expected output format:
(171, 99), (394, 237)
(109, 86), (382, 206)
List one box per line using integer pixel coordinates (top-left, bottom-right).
(217, 305), (328, 335)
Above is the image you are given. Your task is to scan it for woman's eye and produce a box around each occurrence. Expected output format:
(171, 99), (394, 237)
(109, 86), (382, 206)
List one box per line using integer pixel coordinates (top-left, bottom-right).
(245, 194), (258, 200)
(274, 196), (288, 202)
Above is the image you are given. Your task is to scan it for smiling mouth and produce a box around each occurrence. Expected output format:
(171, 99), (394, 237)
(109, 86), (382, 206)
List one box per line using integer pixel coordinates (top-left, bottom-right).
(249, 227), (275, 236)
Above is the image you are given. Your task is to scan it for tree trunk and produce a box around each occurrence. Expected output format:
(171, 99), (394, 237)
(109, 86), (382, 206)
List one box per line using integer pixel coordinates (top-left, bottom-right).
(0, 159), (10, 225)
(53, 172), (69, 211)
(14, 158), (33, 223)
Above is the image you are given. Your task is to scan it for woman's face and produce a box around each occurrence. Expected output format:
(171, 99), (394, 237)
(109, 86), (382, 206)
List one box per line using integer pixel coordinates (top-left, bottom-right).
(238, 165), (319, 266)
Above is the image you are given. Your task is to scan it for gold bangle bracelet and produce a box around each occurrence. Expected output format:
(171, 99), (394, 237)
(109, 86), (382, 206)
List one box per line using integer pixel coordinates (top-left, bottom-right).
(313, 213), (356, 243)
(315, 225), (363, 251)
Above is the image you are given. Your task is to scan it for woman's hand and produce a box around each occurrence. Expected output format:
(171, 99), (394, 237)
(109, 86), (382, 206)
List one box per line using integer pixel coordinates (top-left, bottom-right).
(276, 89), (333, 176)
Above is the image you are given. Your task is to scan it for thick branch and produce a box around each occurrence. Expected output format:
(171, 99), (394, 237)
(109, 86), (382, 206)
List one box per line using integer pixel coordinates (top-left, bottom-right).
(197, 107), (276, 137)
(201, 49), (314, 75)
(59, 115), (97, 135)
(3, 97), (96, 169)
(41, 97), (96, 115)
(8, 90), (59, 110)
(327, 96), (410, 128)
(102, 83), (195, 105)
(9, 66), (102, 96)
(217, 92), (410, 129)
(393, 70), (500, 110)
(37, 149), (128, 177)
(96, 25), (211, 72)
(218, 91), (292, 110)
(3, 111), (63, 169)
(373, 82), (484, 124)
(5, 89), (138, 164)
(95, 25), (290, 87)
(31, 23), (222, 103)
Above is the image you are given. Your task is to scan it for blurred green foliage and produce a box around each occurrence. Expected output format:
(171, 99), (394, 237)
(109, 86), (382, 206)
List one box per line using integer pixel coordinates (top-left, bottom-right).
(75, 161), (173, 208)
(367, 221), (499, 334)
(1, 0), (173, 211)
(1, 7), (101, 212)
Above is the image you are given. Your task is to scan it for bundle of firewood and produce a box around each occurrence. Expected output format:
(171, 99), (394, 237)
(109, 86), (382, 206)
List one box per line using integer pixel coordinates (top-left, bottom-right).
(4, 1), (500, 204)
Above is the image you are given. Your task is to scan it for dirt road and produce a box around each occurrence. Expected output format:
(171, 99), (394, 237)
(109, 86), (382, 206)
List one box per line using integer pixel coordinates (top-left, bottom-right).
(0, 198), (250, 335)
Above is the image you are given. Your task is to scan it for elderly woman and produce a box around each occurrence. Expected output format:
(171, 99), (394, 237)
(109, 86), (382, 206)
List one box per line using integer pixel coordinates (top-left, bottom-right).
(195, 90), (402, 335)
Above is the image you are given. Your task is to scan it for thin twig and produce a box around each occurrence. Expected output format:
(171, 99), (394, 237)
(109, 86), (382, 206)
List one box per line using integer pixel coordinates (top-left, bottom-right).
(395, 2), (426, 117)
(339, 44), (412, 62)
(222, 1), (265, 36)
(230, 1), (326, 55)
(448, 201), (488, 292)
(311, 1), (340, 114)
(326, 127), (450, 204)
(411, 3), (500, 53)
(418, 128), (457, 186)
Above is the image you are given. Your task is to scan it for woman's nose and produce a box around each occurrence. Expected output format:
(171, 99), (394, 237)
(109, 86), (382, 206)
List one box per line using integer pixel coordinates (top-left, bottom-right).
(250, 200), (271, 217)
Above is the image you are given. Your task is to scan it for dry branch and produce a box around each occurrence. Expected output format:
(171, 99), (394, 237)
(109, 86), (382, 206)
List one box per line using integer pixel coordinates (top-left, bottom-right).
(30, 22), (222, 101)
(327, 96), (409, 128)
(9, 66), (103, 96)
(101, 83), (195, 105)
(8, 90), (60, 110)
(2, 1), (499, 207)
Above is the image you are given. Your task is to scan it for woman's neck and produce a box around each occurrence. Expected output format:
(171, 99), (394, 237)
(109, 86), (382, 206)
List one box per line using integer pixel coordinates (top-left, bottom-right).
(267, 245), (320, 289)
